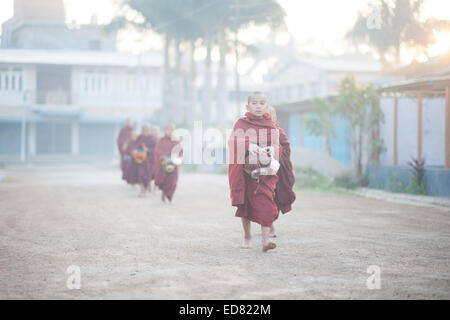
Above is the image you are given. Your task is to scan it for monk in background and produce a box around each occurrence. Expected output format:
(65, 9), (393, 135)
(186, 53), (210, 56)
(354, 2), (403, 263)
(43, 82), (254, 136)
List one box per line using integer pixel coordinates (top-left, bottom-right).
(117, 118), (135, 181)
(154, 125), (183, 203)
(228, 92), (280, 252)
(134, 124), (158, 197)
(123, 129), (138, 185)
(267, 106), (296, 238)
(148, 126), (160, 192)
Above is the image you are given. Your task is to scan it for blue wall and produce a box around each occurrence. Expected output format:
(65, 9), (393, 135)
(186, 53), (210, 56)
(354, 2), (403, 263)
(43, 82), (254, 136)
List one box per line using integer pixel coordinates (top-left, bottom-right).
(289, 114), (301, 147)
(329, 116), (351, 166)
(288, 113), (351, 166)
(367, 165), (450, 197)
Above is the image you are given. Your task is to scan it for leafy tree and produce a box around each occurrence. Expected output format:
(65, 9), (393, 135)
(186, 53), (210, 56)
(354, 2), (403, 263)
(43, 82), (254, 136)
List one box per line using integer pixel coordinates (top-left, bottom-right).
(336, 76), (384, 177)
(348, 0), (450, 68)
(304, 97), (337, 156)
(109, 0), (286, 125)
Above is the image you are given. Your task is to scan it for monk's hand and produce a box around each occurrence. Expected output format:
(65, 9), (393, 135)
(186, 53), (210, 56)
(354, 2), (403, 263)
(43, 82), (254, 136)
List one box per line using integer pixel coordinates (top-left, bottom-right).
(248, 143), (259, 155)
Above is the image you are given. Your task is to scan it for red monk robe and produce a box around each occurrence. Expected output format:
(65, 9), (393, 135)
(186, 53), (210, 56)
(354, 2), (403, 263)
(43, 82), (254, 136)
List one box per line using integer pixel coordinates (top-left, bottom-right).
(154, 136), (183, 201)
(274, 127), (296, 214)
(228, 112), (280, 227)
(133, 134), (158, 188)
(117, 125), (134, 179)
(123, 137), (139, 184)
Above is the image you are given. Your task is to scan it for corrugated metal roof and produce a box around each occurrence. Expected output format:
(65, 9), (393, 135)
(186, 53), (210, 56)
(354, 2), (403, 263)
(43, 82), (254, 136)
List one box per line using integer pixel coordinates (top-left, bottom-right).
(0, 49), (164, 67)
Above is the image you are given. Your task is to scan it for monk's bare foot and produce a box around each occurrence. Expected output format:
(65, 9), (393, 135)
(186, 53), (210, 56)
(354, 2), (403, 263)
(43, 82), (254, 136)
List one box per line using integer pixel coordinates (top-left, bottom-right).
(262, 242), (276, 252)
(269, 231), (277, 238)
(241, 238), (252, 249)
(161, 193), (166, 202)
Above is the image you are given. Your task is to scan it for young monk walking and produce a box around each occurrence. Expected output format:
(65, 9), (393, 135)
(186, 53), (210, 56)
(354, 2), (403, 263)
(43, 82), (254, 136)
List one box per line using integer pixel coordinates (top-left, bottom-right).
(117, 118), (135, 181)
(133, 124), (158, 197)
(228, 92), (281, 252)
(154, 125), (183, 203)
(148, 126), (160, 192)
(123, 129), (138, 185)
(267, 106), (296, 238)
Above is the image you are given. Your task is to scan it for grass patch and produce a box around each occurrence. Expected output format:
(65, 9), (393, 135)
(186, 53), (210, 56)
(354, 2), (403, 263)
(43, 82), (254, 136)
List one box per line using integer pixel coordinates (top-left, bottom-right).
(1, 175), (19, 183)
(293, 166), (352, 195)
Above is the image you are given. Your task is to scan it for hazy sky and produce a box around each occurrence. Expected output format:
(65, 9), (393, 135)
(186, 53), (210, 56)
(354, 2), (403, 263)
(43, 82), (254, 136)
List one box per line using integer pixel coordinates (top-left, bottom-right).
(1, 0), (449, 59)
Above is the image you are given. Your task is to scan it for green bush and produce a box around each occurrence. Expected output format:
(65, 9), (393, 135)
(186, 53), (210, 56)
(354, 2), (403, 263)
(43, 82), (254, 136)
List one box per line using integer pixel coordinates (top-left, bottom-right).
(293, 166), (335, 190)
(387, 174), (407, 193)
(334, 171), (363, 189)
(405, 178), (427, 195)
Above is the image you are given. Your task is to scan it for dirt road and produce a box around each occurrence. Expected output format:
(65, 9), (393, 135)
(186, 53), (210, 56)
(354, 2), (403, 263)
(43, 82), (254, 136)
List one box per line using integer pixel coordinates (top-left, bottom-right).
(0, 167), (449, 299)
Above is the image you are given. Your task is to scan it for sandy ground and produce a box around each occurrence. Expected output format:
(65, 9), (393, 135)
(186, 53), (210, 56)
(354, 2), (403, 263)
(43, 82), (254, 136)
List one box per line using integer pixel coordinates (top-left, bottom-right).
(0, 166), (449, 299)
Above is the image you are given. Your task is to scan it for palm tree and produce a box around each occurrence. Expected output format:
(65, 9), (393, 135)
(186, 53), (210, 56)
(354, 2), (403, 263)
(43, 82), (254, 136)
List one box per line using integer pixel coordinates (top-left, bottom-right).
(348, 0), (450, 68)
(110, 0), (286, 126)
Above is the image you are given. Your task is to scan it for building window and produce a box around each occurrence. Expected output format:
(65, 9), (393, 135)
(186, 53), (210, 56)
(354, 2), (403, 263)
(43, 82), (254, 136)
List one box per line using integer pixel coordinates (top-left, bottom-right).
(0, 67), (24, 92)
(83, 69), (110, 94)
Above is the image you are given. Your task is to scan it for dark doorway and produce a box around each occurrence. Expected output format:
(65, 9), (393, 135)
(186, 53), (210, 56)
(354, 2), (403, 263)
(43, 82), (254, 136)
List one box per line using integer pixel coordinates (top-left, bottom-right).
(36, 65), (71, 104)
(36, 121), (72, 154)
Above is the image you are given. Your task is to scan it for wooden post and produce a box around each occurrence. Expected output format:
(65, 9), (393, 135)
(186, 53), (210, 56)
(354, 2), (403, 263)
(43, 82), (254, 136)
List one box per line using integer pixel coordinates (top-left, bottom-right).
(393, 95), (398, 166)
(417, 92), (423, 160)
(445, 87), (450, 169)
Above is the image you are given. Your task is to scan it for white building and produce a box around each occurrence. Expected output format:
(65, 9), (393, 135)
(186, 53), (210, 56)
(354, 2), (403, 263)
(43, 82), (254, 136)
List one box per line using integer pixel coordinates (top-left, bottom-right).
(0, 49), (163, 162)
(265, 53), (382, 104)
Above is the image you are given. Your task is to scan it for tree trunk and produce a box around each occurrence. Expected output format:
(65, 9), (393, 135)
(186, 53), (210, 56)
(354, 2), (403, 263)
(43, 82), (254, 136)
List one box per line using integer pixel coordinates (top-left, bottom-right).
(323, 134), (330, 156)
(351, 125), (361, 175)
(234, 30), (241, 118)
(174, 38), (183, 125)
(323, 114), (331, 156)
(163, 35), (172, 124)
(186, 40), (197, 128)
(203, 35), (212, 124)
(361, 106), (369, 178)
(217, 32), (227, 126)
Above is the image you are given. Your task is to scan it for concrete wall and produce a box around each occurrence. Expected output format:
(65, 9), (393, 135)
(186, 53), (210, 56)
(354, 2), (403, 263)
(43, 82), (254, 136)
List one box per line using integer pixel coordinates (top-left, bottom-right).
(379, 96), (446, 166)
(291, 146), (351, 178)
(368, 165), (450, 197)
(287, 113), (351, 166)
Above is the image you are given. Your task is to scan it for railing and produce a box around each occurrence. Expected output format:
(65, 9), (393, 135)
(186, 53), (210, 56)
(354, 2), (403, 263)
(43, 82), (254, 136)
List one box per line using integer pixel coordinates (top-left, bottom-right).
(36, 90), (71, 105)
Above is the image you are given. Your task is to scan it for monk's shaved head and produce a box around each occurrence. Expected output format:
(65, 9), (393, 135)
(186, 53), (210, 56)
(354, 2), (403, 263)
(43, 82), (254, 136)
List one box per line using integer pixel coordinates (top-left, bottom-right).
(125, 117), (133, 127)
(164, 124), (175, 137)
(247, 91), (268, 118)
(150, 126), (160, 137)
(142, 123), (151, 134)
(248, 91), (266, 104)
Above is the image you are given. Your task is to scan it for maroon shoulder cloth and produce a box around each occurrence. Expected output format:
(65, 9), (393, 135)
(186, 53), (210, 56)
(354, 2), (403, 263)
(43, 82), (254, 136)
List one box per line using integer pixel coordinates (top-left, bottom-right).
(274, 127), (296, 214)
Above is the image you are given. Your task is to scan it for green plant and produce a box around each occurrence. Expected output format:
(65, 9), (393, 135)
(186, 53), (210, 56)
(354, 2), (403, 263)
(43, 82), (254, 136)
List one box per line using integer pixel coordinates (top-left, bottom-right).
(405, 178), (427, 195)
(292, 166), (350, 194)
(405, 156), (427, 194)
(304, 98), (337, 155)
(387, 174), (407, 193)
(334, 171), (364, 189)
